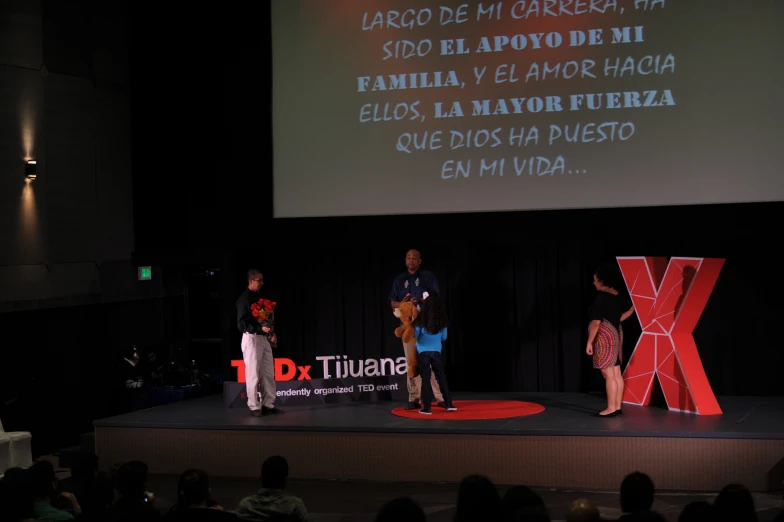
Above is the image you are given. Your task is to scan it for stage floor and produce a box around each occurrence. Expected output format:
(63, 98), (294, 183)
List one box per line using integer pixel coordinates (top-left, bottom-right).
(93, 392), (784, 440)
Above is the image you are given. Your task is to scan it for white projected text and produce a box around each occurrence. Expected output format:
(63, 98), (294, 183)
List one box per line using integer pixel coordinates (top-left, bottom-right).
(356, 0), (673, 180)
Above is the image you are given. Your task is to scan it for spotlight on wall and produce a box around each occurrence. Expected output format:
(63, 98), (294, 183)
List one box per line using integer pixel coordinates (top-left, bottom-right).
(25, 160), (37, 179)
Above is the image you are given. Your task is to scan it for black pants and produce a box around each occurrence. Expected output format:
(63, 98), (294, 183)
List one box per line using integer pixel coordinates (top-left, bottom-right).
(417, 351), (452, 409)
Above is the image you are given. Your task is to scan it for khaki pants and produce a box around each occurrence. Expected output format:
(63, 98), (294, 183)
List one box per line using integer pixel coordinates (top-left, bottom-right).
(403, 339), (443, 403)
(241, 332), (276, 410)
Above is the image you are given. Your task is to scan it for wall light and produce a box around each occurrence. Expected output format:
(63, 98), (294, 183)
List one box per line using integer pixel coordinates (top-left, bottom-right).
(25, 160), (37, 179)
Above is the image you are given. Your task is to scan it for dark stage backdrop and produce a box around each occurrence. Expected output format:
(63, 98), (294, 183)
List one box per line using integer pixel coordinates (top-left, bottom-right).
(221, 207), (784, 398)
(126, 4), (784, 398)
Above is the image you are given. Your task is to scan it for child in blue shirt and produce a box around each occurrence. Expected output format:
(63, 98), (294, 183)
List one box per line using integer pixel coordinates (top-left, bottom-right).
(414, 292), (456, 414)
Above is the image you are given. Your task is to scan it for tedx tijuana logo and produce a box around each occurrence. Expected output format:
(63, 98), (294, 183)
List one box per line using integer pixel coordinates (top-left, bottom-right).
(232, 355), (409, 382)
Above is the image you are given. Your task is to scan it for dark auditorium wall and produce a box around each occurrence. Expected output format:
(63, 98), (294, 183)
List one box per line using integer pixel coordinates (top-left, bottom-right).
(0, 0), (186, 454)
(126, 3), (271, 378)
(0, 0), (151, 309)
(128, 5), (236, 253)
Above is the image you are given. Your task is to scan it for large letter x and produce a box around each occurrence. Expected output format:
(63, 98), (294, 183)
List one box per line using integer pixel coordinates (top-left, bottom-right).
(616, 257), (724, 415)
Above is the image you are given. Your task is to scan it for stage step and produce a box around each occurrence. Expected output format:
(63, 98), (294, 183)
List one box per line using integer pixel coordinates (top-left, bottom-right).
(57, 432), (96, 470)
(80, 432), (95, 454)
(92, 393), (784, 492)
(57, 445), (81, 469)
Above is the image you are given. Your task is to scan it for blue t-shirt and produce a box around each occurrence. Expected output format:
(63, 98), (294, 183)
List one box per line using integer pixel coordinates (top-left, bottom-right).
(414, 326), (447, 353)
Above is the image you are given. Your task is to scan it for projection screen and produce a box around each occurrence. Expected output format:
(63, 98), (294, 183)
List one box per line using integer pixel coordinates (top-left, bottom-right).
(272, 0), (784, 218)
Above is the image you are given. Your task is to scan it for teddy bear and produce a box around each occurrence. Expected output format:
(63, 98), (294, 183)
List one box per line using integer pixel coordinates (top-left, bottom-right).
(393, 300), (420, 379)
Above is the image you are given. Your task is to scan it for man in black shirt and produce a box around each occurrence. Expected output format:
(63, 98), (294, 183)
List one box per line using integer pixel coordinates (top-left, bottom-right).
(389, 249), (445, 410)
(236, 269), (283, 416)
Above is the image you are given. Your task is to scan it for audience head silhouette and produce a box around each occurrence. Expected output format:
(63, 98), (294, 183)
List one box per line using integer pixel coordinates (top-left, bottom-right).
(262, 455), (289, 490)
(29, 461), (59, 501)
(0, 467), (35, 522)
(375, 496), (426, 522)
(620, 471), (655, 514)
(678, 500), (714, 522)
(117, 460), (149, 500)
(2, 454), (766, 522)
(503, 485), (548, 519)
(713, 483), (757, 522)
(178, 468), (212, 507)
(454, 474), (502, 522)
(81, 473), (115, 517)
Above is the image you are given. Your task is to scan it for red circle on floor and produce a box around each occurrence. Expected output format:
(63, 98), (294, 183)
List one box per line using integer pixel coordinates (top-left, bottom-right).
(390, 400), (545, 420)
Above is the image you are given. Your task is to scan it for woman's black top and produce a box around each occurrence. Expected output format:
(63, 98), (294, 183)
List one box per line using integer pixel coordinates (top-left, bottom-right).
(589, 292), (632, 329)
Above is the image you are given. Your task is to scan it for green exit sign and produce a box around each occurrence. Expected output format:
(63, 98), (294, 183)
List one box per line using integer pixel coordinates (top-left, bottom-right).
(138, 266), (152, 281)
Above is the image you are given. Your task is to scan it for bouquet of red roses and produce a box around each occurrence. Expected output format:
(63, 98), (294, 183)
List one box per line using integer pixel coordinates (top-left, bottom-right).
(251, 298), (277, 347)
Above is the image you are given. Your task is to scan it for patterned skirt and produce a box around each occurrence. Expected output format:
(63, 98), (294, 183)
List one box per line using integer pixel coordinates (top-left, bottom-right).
(592, 320), (623, 369)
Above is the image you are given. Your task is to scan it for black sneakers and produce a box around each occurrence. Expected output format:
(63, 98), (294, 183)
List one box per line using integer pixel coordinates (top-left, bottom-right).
(415, 401), (458, 414)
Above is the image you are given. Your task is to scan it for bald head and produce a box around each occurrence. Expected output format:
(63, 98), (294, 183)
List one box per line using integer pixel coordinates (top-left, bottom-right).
(566, 499), (600, 522)
(405, 250), (422, 274)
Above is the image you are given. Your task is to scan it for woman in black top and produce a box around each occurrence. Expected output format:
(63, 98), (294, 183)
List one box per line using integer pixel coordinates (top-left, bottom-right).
(586, 264), (635, 417)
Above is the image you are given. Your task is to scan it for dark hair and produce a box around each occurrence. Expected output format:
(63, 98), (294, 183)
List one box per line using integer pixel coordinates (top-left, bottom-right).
(713, 484), (757, 522)
(29, 461), (58, 498)
(678, 501), (713, 522)
(0, 467), (35, 520)
(116, 461), (148, 499)
(595, 263), (623, 290)
(177, 469), (211, 507)
(375, 497), (426, 522)
(247, 269), (262, 281)
(620, 471), (655, 513)
(261, 456), (288, 489)
(455, 475), (502, 522)
(503, 485), (547, 518)
(417, 292), (449, 335)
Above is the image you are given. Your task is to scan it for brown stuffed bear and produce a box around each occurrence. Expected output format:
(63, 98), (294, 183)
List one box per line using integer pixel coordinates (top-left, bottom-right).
(393, 300), (419, 378)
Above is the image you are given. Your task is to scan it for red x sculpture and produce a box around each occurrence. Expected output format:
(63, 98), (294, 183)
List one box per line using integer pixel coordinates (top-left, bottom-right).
(616, 257), (724, 415)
